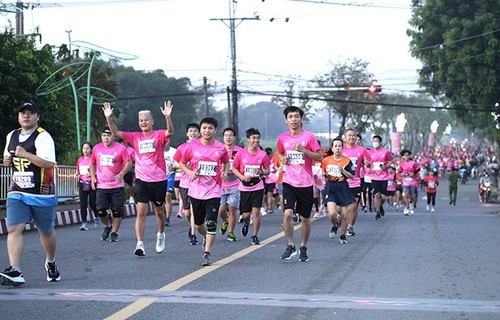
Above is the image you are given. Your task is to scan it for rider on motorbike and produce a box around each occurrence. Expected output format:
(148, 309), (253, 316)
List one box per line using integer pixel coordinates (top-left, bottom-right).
(478, 172), (491, 202)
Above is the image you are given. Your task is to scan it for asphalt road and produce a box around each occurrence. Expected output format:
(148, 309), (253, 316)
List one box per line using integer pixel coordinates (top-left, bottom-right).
(0, 180), (499, 320)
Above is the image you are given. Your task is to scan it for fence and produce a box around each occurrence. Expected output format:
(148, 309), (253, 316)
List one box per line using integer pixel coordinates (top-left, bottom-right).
(0, 165), (79, 203)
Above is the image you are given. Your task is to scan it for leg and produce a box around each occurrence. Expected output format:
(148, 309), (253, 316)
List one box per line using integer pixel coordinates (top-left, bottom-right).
(6, 224), (25, 267)
(135, 202), (148, 241)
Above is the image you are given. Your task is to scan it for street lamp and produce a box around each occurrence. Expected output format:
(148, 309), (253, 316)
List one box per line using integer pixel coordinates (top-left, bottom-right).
(65, 27), (72, 56)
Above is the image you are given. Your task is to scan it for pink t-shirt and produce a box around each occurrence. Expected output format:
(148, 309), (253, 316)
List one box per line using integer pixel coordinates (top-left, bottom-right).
(76, 156), (92, 183)
(122, 130), (169, 183)
(387, 172), (396, 191)
(399, 160), (420, 187)
(174, 142), (191, 188)
(277, 129), (320, 188)
(180, 138), (229, 199)
(367, 147), (394, 181)
(222, 145), (243, 190)
(90, 142), (131, 189)
(342, 144), (368, 188)
(232, 147), (270, 192)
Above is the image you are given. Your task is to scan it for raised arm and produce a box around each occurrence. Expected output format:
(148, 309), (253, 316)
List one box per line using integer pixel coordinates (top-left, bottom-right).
(161, 100), (174, 137)
(102, 102), (124, 140)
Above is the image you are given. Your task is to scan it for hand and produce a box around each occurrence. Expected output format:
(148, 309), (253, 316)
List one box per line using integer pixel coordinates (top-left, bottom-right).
(161, 100), (173, 116)
(14, 145), (28, 158)
(102, 102), (113, 118)
(293, 141), (303, 152)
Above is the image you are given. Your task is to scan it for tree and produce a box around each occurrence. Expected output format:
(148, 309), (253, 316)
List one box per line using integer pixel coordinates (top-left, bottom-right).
(312, 58), (382, 136)
(407, 0), (500, 142)
(0, 30), (75, 163)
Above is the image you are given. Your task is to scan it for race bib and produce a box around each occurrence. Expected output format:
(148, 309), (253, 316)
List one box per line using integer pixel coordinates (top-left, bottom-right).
(79, 165), (90, 175)
(287, 150), (305, 165)
(365, 176), (372, 183)
(13, 171), (35, 188)
(428, 181), (435, 188)
(404, 176), (414, 183)
(100, 154), (115, 166)
(373, 162), (384, 171)
(138, 139), (155, 154)
(349, 157), (358, 167)
(244, 165), (261, 177)
(326, 164), (342, 177)
(198, 161), (217, 176)
(388, 181), (394, 187)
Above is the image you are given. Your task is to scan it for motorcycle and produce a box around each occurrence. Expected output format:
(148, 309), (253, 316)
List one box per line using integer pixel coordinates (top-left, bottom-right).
(459, 168), (468, 184)
(479, 178), (491, 203)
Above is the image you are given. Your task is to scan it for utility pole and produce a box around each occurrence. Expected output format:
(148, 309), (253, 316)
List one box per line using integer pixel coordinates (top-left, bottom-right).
(210, 1), (259, 136)
(15, 0), (24, 37)
(203, 76), (209, 117)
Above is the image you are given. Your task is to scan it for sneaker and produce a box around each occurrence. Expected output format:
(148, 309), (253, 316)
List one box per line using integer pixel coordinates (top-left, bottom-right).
(403, 208), (410, 216)
(431, 207), (435, 213)
(45, 261), (61, 282)
(156, 232), (166, 253)
(292, 212), (300, 223)
(409, 208), (414, 215)
(267, 209), (274, 214)
(379, 206), (385, 217)
(220, 221), (228, 235)
(426, 204), (430, 211)
(241, 221), (249, 237)
(109, 232), (119, 242)
(176, 211), (183, 218)
(329, 225), (338, 239)
(374, 213), (381, 220)
(346, 226), (356, 237)
(101, 226), (112, 241)
(0, 266), (25, 287)
(238, 215), (244, 223)
(227, 232), (237, 242)
(298, 246), (309, 262)
(134, 241), (145, 256)
(94, 219), (100, 228)
(164, 217), (171, 227)
(80, 222), (88, 231)
(260, 208), (267, 216)
(280, 245), (297, 260)
(201, 251), (211, 266)
(129, 196), (135, 204)
(189, 234), (199, 246)
(339, 234), (348, 244)
(251, 235), (260, 245)
(312, 211), (320, 219)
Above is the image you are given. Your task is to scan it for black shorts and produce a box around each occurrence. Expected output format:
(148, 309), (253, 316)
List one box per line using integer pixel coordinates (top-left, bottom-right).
(282, 182), (314, 219)
(349, 186), (362, 199)
(96, 187), (124, 212)
(372, 180), (388, 196)
(264, 182), (276, 194)
(190, 197), (220, 226)
(174, 180), (180, 188)
(179, 187), (191, 210)
(134, 179), (166, 206)
(240, 189), (265, 213)
(124, 171), (134, 186)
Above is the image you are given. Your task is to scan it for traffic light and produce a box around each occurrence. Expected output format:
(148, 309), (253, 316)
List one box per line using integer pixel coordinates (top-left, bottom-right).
(365, 84), (382, 94)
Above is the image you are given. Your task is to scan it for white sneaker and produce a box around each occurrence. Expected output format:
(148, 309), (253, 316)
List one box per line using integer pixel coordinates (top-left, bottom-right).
(80, 222), (88, 231)
(430, 207), (435, 213)
(260, 208), (267, 216)
(156, 232), (166, 253)
(403, 208), (410, 215)
(426, 205), (430, 211)
(134, 241), (145, 256)
(129, 196), (135, 204)
(409, 208), (414, 215)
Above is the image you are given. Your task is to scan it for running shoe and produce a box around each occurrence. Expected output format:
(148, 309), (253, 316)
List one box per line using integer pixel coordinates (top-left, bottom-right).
(280, 245), (297, 260)
(0, 266), (25, 287)
(101, 226), (112, 241)
(379, 205), (385, 217)
(110, 232), (119, 242)
(94, 219), (100, 228)
(201, 251), (211, 266)
(190, 234), (199, 246)
(403, 208), (410, 216)
(156, 232), (166, 253)
(45, 261), (61, 282)
(227, 232), (237, 242)
(374, 213), (381, 220)
(426, 205), (430, 211)
(220, 221), (228, 235)
(431, 207), (435, 213)
(164, 217), (171, 227)
(251, 235), (260, 245)
(329, 225), (338, 239)
(339, 234), (348, 244)
(80, 222), (88, 231)
(409, 208), (415, 215)
(134, 241), (146, 256)
(241, 221), (249, 237)
(347, 225), (356, 236)
(298, 246), (309, 262)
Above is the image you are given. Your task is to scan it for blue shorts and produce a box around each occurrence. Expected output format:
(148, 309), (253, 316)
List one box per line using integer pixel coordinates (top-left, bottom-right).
(220, 188), (240, 208)
(166, 173), (175, 193)
(6, 196), (56, 234)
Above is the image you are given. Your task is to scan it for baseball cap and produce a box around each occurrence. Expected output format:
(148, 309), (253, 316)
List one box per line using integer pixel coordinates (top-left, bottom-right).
(18, 102), (39, 113)
(102, 127), (112, 135)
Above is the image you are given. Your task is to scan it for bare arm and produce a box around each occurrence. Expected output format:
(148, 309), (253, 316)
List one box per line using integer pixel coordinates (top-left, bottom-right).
(161, 100), (174, 137)
(13, 146), (55, 168)
(102, 102), (124, 140)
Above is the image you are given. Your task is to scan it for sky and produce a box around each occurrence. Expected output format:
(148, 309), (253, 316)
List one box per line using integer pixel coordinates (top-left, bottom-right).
(1, 0), (422, 109)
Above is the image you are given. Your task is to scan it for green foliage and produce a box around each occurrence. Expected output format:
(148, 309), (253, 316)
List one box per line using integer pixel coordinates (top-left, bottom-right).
(112, 66), (203, 147)
(0, 30), (75, 163)
(408, 0), (500, 141)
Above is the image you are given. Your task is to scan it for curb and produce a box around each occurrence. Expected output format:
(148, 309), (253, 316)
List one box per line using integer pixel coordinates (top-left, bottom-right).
(0, 203), (154, 235)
